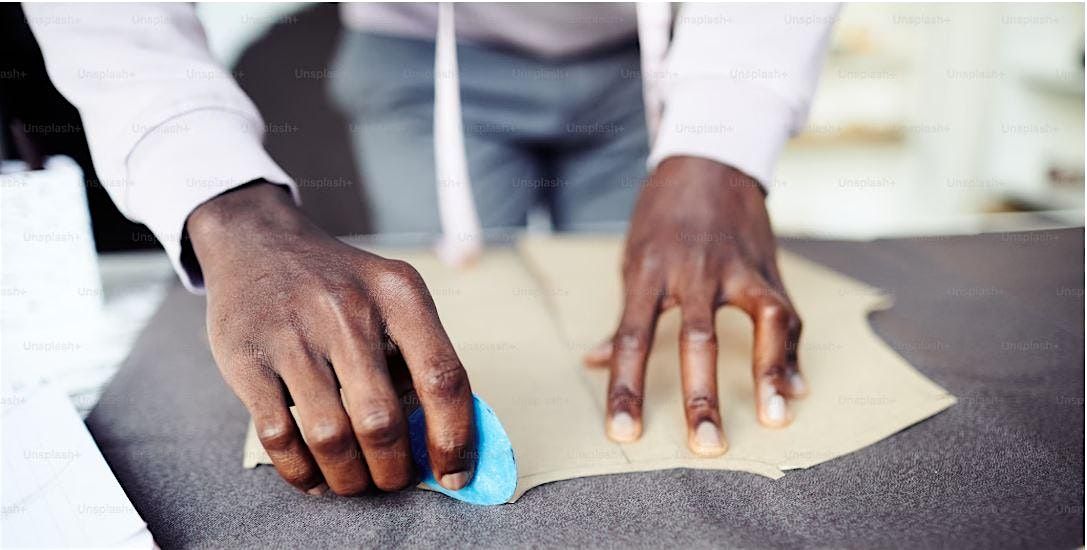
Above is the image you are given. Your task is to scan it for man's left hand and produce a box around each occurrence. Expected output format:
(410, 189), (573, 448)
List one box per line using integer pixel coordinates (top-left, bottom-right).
(585, 156), (807, 456)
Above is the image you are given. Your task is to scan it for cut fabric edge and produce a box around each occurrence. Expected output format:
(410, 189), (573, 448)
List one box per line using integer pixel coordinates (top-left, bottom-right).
(776, 392), (957, 471)
(508, 459), (786, 503)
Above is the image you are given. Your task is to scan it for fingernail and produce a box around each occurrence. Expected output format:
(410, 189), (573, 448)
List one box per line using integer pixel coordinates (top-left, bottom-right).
(692, 421), (725, 455)
(440, 471), (469, 491)
(789, 373), (808, 395)
(765, 393), (787, 424)
(608, 412), (638, 442)
(306, 483), (328, 496)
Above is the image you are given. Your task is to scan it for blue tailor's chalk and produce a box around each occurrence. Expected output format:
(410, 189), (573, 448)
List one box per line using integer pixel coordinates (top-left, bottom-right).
(408, 393), (517, 505)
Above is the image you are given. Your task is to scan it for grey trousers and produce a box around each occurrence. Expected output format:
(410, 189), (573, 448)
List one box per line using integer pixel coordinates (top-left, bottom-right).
(329, 31), (648, 235)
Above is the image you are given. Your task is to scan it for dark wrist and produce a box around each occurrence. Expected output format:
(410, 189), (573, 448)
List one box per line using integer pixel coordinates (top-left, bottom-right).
(661, 156), (762, 189)
(185, 180), (311, 271)
(187, 180), (295, 235)
(653, 156), (767, 203)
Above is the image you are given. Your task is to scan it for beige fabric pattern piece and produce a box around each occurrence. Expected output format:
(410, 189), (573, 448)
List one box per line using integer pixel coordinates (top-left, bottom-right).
(244, 236), (956, 502)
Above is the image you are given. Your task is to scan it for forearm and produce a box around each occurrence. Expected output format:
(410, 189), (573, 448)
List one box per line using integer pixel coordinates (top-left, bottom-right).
(25, 3), (298, 291)
(651, 3), (839, 187)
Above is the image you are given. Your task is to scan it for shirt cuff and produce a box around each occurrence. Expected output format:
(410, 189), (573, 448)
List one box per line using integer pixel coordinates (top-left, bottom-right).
(126, 109), (300, 293)
(648, 78), (796, 189)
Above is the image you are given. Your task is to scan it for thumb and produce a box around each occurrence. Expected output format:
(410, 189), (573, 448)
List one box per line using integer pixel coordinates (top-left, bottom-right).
(583, 339), (613, 368)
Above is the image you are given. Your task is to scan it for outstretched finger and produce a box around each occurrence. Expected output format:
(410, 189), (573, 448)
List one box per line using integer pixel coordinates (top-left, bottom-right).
(605, 273), (663, 443)
(678, 283), (727, 456)
(379, 261), (476, 492)
(725, 270), (804, 428)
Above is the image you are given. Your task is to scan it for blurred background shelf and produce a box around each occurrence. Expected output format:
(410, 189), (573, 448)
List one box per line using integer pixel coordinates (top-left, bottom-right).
(776, 2), (1084, 239)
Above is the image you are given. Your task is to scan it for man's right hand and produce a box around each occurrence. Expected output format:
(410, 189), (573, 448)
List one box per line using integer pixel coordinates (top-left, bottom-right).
(187, 182), (475, 496)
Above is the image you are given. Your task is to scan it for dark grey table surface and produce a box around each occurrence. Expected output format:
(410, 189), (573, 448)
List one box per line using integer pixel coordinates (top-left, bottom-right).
(87, 229), (1085, 549)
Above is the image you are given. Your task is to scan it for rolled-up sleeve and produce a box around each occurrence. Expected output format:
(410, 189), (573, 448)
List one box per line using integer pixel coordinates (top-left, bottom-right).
(24, 3), (299, 292)
(648, 3), (839, 187)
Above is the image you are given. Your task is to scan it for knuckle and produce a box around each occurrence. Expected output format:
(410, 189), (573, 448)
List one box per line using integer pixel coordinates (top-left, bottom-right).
(379, 260), (426, 291)
(356, 409), (404, 447)
(628, 251), (662, 275)
(680, 323), (716, 348)
(374, 260), (433, 307)
(306, 419), (355, 455)
(279, 468), (317, 490)
(420, 355), (470, 399)
(608, 385), (643, 411)
(375, 474), (415, 493)
(685, 394), (719, 412)
(257, 420), (297, 452)
(330, 478), (370, 497)
(760, 361), (789, 381)
(613, 329), (649, 355)
(758, 300), (796, 331)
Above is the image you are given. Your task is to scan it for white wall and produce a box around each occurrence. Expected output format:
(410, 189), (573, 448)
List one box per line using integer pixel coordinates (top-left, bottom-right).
(771, 3), (1084, 238)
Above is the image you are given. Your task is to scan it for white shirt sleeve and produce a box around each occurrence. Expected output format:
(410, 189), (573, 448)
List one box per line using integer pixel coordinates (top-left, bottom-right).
(24, 3), (300, 292)
(648, 3), (839, 187)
